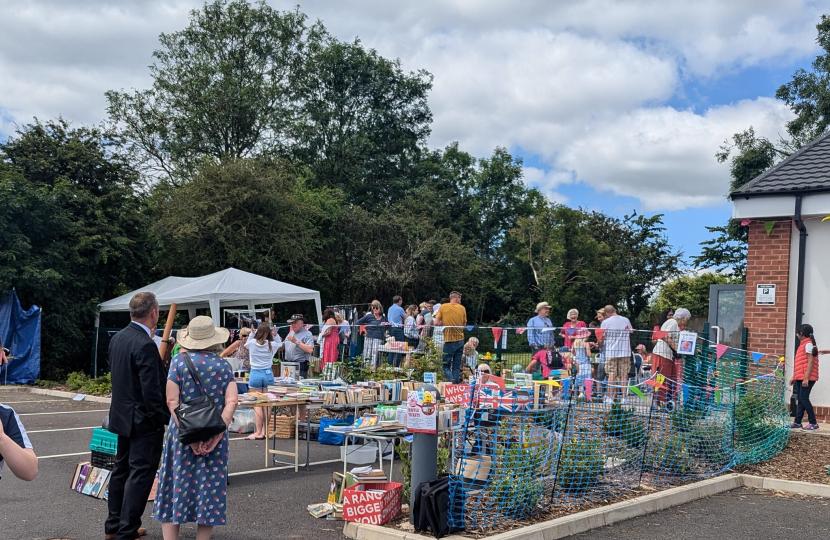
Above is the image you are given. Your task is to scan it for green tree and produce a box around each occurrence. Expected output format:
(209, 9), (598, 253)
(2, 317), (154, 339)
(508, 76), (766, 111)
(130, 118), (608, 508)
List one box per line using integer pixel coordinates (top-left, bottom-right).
(106, 0), (324, 183)
(650, 272), (734, 319)
(776, 14), (830, 148)
(694, 127), (783, 280)
(149, 158), (340, 292)
(511, 205), (681, 324)
(289, 37), (433, 206)
(0, 119), (152, 378)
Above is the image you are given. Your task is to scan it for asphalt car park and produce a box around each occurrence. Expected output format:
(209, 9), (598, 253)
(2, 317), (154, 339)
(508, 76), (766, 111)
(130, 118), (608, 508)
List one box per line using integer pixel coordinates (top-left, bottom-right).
(0, 388), (377, 540)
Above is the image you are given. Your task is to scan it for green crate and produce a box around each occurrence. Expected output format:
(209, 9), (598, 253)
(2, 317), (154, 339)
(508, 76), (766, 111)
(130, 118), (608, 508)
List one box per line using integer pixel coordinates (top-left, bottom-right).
(89, 428), (118, 456)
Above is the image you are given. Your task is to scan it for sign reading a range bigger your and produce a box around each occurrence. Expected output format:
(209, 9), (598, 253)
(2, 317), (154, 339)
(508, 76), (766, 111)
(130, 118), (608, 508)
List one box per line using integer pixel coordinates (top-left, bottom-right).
(406, 389), (437, 434)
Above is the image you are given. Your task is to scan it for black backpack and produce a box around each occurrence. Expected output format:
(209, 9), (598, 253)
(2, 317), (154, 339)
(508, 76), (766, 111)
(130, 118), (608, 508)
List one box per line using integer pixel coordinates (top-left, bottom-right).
(543, 349), (564, 369)
(412, 475), (463, 539)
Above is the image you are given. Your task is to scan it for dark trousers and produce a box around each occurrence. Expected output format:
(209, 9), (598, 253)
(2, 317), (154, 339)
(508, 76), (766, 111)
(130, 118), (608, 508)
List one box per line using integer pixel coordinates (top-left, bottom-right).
(389, 327), (405, 367)
(443, 340), (464, 383)
(794, 380), (817, 425)
(106, 431), (164, 539)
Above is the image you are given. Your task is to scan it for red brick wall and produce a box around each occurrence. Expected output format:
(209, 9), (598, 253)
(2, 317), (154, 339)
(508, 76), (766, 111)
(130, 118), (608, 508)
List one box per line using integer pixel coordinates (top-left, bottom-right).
(744, 219), (791, 358)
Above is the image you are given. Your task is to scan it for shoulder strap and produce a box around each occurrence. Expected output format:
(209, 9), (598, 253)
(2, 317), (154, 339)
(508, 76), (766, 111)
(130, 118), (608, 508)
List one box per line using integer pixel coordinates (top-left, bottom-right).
(182, 352), (207, 397)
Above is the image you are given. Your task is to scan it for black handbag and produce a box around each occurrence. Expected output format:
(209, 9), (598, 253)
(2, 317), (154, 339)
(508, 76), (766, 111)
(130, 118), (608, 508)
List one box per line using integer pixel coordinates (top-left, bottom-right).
(174, 353), (227, 445)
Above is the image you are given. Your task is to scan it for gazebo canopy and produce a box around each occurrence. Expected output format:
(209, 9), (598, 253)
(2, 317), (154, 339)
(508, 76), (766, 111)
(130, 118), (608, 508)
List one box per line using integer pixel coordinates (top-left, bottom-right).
(98, 268), (323, 327)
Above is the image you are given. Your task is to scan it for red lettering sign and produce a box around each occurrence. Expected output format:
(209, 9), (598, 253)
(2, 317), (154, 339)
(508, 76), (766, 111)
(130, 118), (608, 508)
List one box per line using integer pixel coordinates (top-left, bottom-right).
(444, 384), (472, 405)
(342, 482), (403, 525)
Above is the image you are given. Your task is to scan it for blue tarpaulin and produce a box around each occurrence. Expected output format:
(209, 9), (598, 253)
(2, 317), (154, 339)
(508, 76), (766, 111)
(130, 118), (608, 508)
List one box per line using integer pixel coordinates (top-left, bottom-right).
(0, 291), (41, 384)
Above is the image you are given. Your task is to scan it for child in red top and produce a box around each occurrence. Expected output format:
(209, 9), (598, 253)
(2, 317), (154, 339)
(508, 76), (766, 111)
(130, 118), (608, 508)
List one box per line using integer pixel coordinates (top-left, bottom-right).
(790, 324), (825, 431)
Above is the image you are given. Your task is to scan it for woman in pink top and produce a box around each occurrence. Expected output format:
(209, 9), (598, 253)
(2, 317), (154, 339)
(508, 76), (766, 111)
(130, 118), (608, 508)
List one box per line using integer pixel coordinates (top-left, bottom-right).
(562, 309), (586, 348)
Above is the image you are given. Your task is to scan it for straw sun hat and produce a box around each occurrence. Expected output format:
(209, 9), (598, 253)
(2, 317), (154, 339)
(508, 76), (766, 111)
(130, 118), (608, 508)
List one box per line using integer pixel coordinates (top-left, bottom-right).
(176, 316), (229, 350)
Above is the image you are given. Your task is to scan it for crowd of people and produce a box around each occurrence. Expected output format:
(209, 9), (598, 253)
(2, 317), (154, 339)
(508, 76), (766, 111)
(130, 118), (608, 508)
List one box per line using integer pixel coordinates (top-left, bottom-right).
(91, 289), (830, 540)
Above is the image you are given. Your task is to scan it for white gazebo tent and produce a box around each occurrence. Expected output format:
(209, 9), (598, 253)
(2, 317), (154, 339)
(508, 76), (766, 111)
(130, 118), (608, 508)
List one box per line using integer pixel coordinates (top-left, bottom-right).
(95, 268), (323, 373)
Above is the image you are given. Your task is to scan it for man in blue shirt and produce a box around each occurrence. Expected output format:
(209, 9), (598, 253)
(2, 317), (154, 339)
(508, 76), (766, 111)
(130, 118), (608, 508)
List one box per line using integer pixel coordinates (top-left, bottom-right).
(387, 296), (406, 367)
(526, 302), (555, 368)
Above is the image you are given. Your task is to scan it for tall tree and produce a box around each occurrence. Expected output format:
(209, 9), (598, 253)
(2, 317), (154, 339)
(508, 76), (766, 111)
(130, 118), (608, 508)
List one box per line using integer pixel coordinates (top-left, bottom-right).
(650, 272), (734, 319)
(694, 127), (783, 280)
(106, 0), (324, 183)
(0, 119), (152, 378)
(512, 205), (681, 323)
(776, 14), (830, 148)
(149, 158), (340, 292)
(289, 38), (433, 206)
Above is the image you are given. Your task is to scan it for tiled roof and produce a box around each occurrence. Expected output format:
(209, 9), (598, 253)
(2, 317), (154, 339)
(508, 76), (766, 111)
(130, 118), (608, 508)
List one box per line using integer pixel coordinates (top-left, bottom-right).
(730, 131), (830, 197)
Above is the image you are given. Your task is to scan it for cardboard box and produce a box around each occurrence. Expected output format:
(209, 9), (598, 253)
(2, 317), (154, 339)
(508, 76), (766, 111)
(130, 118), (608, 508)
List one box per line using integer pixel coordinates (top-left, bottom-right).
(342, 482), (403, 525)
(455, 454), (492, 482)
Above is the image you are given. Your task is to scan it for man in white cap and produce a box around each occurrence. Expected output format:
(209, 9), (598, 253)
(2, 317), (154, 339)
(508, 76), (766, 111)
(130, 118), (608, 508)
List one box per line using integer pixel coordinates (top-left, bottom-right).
(527, 302), (555, 363)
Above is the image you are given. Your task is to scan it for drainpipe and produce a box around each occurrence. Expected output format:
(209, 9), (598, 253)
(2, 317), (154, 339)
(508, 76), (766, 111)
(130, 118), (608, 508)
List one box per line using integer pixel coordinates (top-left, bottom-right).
(793, 194), (807, 352)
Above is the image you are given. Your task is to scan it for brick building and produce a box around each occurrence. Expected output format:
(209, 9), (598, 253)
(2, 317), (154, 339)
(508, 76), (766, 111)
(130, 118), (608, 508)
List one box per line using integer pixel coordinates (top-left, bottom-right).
(732, 132), (830, 418)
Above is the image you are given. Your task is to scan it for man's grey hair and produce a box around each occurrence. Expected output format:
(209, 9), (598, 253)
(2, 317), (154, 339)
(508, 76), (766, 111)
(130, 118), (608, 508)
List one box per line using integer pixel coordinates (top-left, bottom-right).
(673, 307), (692, 321)
(129, 292), (158, 319)
(603, 305), (617, 316)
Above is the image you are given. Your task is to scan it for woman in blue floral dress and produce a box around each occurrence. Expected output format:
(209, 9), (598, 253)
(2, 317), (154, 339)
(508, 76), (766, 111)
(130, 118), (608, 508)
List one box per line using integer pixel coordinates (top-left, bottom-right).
(153, 316), (238, 540)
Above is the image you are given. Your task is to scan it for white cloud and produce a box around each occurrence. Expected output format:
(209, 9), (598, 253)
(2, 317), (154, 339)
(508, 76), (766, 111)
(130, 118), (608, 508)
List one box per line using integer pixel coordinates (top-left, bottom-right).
(552, 98), (794, 210)
(0, 0), (820, 211)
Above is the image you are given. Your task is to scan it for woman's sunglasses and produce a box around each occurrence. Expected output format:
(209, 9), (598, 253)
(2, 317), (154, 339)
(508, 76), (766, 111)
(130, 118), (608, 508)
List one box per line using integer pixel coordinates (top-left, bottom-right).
(480, 369), (491, 374)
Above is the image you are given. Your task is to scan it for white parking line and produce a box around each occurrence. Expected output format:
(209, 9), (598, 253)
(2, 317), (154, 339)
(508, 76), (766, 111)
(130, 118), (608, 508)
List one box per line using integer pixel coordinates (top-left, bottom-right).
(18, 409), (109, 416)
(39, 452), (90, 460)
(27, 426), (99, 433)
(0, 400), (69, 404)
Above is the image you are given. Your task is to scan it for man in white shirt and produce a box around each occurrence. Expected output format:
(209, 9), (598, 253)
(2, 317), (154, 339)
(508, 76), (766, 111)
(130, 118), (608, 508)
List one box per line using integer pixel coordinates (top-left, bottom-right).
(597, 305), (633, 404)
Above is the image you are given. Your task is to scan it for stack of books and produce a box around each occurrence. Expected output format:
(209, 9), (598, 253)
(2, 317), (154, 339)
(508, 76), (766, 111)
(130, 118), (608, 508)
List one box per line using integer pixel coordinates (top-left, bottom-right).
(350, 466), (388, 483)
(71, 462), (111, 500)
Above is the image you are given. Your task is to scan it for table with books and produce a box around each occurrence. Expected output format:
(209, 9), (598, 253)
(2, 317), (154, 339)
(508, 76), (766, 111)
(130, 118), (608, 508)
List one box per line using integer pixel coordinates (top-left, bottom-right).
(243, 398), (308, 471)
(236, 380), (417, 473)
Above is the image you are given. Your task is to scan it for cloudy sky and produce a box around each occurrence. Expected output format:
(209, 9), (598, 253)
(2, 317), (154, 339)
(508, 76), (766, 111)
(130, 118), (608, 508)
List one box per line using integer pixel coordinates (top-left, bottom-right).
(1, 0), (825, 259)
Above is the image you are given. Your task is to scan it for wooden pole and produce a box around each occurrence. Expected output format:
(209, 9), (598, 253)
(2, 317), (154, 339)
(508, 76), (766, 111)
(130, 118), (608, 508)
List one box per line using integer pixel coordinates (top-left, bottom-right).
(158, 303), (178, 361)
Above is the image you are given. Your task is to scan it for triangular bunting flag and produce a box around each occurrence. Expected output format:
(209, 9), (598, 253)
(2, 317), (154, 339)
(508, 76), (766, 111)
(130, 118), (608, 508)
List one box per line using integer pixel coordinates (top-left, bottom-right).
(715, 344), (728, 359)
(751, 352), (763, 363)
(655, 373), (666, 385)
(653, 330), (667, 340)
(629, 386), (647, 401)
(515, 328), (527, 335)
(765, 221), (775, 236)
(740, 218), (751, 226)
(681, 383), (690, 401)
(359, 325), (367, 335)
(566, 327), (576, 336)
(822, 215), (830, 222)
(536, 379), (561, 387)
(714, 389), (721, 403)
(466, 325), (476, 331)
(644, 379), (664, 391)
(594, 329), (605, 341)
(561, 378), (570, 397)
(492, 327), (503, 348)
(774, 368), (784, 378)
(304, 324), (312, 330)
(585, 379), (593, 402)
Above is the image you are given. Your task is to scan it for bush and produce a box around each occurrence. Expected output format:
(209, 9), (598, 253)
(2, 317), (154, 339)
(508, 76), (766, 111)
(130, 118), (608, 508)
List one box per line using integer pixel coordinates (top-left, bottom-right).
(644, 431), (694, 474)
(670, 407), (705, 432)
(556, 433), (604, 491)
(65, 372), (112, 395)
(488, 439), (547, 518)
(602, 403), (646, 448)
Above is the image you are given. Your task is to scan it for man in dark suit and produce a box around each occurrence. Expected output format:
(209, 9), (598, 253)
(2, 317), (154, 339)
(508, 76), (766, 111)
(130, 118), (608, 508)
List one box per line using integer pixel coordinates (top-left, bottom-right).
(105, 292), (169, 540)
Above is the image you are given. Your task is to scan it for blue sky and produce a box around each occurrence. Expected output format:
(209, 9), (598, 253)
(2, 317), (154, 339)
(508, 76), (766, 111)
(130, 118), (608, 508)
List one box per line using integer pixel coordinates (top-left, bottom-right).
(0, 1), (825, 266)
